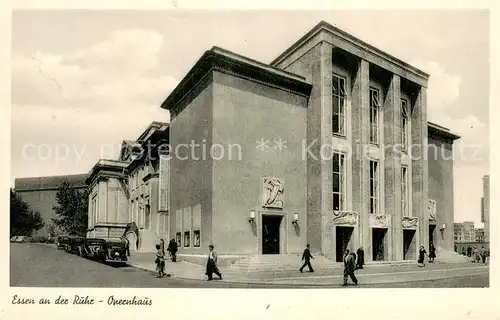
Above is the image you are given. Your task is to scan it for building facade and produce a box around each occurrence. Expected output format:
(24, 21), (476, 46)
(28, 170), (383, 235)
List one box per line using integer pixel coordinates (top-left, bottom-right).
(83, 21), (461, 261)
(454, 221), (476, 243)
(482, 175), (490, 243)
(85, 122), (170, 252)
(14, 174), (88, 237)
(157, 21), (460, 261)
(475, 228), (485, 243)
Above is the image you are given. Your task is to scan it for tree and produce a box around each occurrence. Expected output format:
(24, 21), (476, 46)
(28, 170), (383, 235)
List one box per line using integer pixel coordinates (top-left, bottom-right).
(52, 181), (89, 236)
(10, 189), (45, 237)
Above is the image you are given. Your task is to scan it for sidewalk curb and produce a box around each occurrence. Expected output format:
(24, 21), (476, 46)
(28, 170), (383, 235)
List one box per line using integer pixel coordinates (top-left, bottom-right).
(126, 263), (489, 286)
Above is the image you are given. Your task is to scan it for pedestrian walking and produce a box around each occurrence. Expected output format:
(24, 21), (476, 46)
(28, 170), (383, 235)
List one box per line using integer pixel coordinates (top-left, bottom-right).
(429, 243), (436, 263)
(485, 249), (490, 265)
(155, 244), (166, 278)
(168, 239), (178, 262)
(356, 247), (365, 269)
(467, 246), (472, 257)
(480, 246), (487, 263)
(123, 237), (130, 257)
(342, 252), (358, 286)
(205, 245), (222, 281)
(418, 246), (428, 267)
(299, 244), (314, 273)
(473, 248), (480, 263)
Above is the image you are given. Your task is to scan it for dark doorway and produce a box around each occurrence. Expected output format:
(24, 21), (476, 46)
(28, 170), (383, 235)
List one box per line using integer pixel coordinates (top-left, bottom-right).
(335, 226), (354, 262)
(262, 215), (282, 254)
(403, 229), (417, 260)
(372, 228), (387, 261)
(429, 225), (436, 248)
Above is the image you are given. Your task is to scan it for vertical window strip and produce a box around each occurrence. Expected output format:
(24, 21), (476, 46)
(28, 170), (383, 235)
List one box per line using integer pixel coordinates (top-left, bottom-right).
(369, 88), (380, 144)
(332, 74), (347, 136)
(370, 160), (379, 214)
(401, 99), (408, 150)
(333, 153), (346, 211)
(401, 166), (408, 216)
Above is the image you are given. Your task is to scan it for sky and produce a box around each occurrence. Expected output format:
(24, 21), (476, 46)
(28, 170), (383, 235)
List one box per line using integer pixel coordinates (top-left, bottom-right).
(10, 10), (489, 226)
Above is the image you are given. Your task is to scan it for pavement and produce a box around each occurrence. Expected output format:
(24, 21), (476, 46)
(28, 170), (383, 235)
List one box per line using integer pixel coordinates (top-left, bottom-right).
(127, 250), (490, 286)
(10, 243), (489, 288)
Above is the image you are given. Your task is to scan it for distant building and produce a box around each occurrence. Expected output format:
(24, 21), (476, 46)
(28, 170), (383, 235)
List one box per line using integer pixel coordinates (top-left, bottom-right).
(482, 175), (490, 242)
(475, 228), (485, 243)
(13, 174), (89, 237)
(85, 122), (169, 251)
(454, 221), (476, 243)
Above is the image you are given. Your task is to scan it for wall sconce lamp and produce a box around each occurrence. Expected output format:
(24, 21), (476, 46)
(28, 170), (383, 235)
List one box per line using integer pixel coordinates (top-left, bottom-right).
(248, 210), (256, 224)
(441, 223), (446, 230)
(292, 212), (299, 226)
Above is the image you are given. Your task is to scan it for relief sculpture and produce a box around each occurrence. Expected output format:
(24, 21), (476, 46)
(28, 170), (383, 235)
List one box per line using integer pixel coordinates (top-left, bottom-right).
(332, 211), (358, 225)
(262, 177), (284, 209)
(370, 214), (390, 228)
(428, 199), (437, 220)
(401, 216), (419, 229)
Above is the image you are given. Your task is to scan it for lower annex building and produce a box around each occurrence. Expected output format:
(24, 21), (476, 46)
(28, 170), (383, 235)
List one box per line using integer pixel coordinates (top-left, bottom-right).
(85, 21), (462, 263)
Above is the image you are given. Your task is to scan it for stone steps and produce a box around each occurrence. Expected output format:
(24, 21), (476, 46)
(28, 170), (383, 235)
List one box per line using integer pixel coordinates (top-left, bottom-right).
(229, 254), (339, 272)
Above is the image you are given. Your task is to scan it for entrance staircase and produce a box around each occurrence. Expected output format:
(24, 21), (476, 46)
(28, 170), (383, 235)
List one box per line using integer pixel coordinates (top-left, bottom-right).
(229, 254), (341, 272)
(434, 246), (470, 263)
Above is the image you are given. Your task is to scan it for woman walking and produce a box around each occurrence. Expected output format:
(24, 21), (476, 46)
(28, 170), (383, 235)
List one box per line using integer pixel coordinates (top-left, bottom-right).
(155, 244), (166, 278)
(418, 245), (428, 267)
(429, 243), (436, 263)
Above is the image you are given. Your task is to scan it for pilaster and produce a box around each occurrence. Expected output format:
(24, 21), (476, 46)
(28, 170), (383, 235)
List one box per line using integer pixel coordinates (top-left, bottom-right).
(351, 59), (370, 259)
(320, 42), (334, 257)
(384, 74), (402, 260)
(412, 87), (429, 251)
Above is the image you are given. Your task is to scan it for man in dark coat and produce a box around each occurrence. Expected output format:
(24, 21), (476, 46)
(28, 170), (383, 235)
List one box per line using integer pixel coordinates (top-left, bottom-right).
(343, 252), (358, 286)
(299, 244), (314, 273)
(168, 239), (178, 262)
(205, 245), (222, 281)
(356, 247), (365, 269)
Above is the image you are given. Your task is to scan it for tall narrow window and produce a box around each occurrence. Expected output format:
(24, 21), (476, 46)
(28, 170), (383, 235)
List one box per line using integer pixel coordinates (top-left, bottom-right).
(333, 152), (346, 211)
(145, 204), (151, 230)
(401, 166), (408, 216)
(369, 88), (380, 144)
(369, 160), (379, 214)
(332, 74), (346, 136)
(193, 230), (201, 247)
(401, 99), (409, 151)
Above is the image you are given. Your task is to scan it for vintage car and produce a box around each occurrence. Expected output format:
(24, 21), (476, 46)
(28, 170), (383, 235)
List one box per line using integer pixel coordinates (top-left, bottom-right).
(10, 236), (28, 243)
(64, 236), (85, 254)
(79, 238), (128, 264)
(56, 235), (70, 249)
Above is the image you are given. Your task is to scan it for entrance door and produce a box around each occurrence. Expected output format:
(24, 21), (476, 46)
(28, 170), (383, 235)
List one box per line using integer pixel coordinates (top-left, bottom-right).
(429, 225), (436, 248)
(262, 215), (281, 254)
(336, 226), (354, 262)
(372, 228), (387, 261)
(403, 229), (416, 260)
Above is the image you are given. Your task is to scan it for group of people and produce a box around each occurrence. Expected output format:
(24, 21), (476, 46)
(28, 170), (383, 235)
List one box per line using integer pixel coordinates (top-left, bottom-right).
(417, 243), (437, 267)
(459, 245), (490, 264)
(299, 244), (365, 286)
(153, 239), (223, 281)
(154, 239), (179, 278)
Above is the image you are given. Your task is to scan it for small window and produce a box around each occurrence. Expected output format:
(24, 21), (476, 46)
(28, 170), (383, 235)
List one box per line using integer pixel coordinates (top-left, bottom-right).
(193, 230), (200, 247)
(184, 231), (190, 247)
